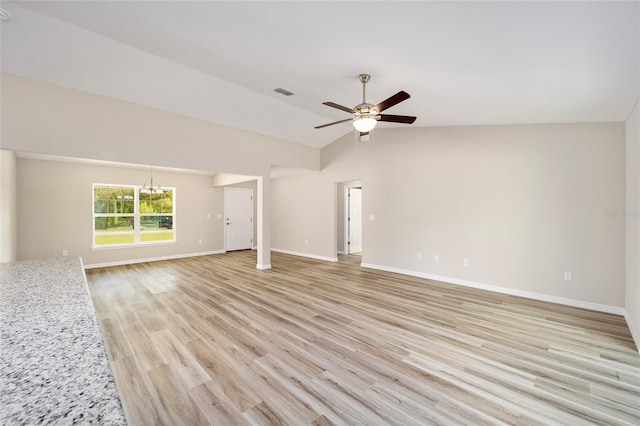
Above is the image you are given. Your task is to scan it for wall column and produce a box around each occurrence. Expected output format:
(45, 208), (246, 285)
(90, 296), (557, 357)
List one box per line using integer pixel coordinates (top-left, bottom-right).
(256, 174), (271, 269)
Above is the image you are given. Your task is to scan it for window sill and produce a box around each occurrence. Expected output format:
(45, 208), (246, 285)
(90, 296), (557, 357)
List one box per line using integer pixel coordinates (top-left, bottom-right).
(91, 241), (177, 251)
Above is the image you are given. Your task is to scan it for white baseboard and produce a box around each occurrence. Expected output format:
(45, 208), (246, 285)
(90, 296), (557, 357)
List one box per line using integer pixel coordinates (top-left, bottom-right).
(360, 262), (626, 316)
(337, 250), (345, 255)
(83, 250), (226, 269)
(271, 248), (338, 262)
(624, 311), (640, 352)
(256, 263), (272, 270)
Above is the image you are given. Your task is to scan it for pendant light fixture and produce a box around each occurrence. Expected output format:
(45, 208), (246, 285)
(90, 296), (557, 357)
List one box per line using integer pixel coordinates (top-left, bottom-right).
(141, 166), (163, 194)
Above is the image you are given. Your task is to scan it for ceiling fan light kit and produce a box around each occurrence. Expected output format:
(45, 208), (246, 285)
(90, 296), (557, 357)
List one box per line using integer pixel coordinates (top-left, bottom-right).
(353, 117), (377, 132)
(315, 73), (417, 135)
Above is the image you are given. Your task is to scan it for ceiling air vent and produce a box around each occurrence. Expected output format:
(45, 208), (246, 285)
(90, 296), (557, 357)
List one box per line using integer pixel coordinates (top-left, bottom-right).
(274, 87), (295, 96)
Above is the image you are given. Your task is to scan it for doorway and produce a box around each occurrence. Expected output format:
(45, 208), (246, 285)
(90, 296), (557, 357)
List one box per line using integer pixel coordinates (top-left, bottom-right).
(346, 186), (362, 254)
(224, 187), (253, 251)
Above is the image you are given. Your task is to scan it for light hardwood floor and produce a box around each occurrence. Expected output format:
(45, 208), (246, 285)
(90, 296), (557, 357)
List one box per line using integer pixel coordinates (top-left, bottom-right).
(86, 251), (640, 425)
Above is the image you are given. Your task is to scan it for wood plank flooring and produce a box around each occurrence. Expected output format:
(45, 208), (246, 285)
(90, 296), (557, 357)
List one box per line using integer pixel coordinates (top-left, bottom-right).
(86, 251), (640, 425)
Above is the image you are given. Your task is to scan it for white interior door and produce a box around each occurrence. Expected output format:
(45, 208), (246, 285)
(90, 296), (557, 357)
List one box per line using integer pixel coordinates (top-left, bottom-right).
(347, 187), (362, 254)
(224, 188), (253, 251)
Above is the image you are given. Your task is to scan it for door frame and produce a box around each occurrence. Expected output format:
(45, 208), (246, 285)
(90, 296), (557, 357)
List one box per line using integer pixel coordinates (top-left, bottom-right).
(224, 187), (254, 252)
(344, 184), (363, 255)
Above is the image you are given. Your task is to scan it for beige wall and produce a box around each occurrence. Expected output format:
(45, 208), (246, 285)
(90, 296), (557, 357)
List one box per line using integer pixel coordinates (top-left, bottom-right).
(626, 95), (640, 348)
(2, 73), (322, 269)
(272, 123), (627, 309)
(1, 73), (319, 176)
(0, 150), (18, 262)
(272, 172), (335, 258)
(17, 157), (225, 266)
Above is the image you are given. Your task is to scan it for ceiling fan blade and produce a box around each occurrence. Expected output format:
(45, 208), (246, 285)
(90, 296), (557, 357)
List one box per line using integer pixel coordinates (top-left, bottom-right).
(322, 101), (354, 113)
(314, 118), (353, 129)
(378, 114), (417, 124)
(374, 91), (410, 113)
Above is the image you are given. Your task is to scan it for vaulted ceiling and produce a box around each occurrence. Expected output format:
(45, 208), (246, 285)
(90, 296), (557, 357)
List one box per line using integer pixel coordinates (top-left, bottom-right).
(2, 1), (639, 149)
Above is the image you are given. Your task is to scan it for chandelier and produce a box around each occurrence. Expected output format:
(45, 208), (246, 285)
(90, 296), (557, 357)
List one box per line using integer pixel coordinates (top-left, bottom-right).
(141, 166), (163, 194)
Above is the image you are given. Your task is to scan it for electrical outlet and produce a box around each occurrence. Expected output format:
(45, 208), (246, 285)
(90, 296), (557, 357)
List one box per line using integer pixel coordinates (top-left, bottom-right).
(463, 259), (469, 267)
(369, 214), (375, 221)
(278, 236), (282, 242)
(207, 214), (211, 219)
(217, 214), (222, 219)
(305, 240), (308, 245)
(416, 252), (422, 260)
(198, 240), (203, 245)
(564, 272), (572, 281)
(62, 250), (69, 257)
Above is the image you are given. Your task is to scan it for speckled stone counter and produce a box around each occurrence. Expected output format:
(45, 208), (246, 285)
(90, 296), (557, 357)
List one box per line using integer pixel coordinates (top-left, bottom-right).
(0, 257), (126, 425)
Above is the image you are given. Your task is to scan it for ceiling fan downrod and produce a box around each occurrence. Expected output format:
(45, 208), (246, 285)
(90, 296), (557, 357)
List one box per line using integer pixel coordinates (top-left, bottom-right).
(359, 73), (370, 104)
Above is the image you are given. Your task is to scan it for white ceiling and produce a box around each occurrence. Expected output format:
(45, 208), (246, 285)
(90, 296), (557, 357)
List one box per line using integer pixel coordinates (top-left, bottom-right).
(1, 1), (639, 149)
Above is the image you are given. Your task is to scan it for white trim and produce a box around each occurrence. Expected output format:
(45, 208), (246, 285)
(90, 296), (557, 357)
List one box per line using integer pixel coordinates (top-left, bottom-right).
(624, 311), (640, 352)
(83, 250), (225, 269)
(271, 248), (338, 262)
(256, 263), (272, 270)
(344, 186), (350, 254)
(337, 250), (345, 255)
(360, 262), (626, 316)
(344, 183), (363, 255)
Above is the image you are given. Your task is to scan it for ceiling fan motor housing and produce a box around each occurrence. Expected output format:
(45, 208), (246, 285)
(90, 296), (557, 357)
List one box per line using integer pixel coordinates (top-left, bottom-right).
(354, 104), (379, 120)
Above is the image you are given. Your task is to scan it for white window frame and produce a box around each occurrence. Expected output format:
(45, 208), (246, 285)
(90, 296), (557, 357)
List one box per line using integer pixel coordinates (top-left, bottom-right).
(92, 183), (176, 249)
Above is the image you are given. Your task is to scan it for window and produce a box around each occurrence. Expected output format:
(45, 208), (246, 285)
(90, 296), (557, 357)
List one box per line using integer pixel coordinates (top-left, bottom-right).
(93, 184), (175, 247)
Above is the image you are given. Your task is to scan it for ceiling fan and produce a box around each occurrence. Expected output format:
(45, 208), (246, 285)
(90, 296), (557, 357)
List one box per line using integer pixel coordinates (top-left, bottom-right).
(315, 74), (417, 135)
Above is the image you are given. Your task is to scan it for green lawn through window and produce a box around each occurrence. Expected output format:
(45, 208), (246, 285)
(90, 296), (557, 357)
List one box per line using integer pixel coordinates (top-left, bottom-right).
(94, 232), (173, 245)
(141, 232), (174, 242)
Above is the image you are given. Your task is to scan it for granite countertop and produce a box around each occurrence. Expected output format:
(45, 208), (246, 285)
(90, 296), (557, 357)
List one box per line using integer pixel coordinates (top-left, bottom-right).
(0, 257), (126, 425)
